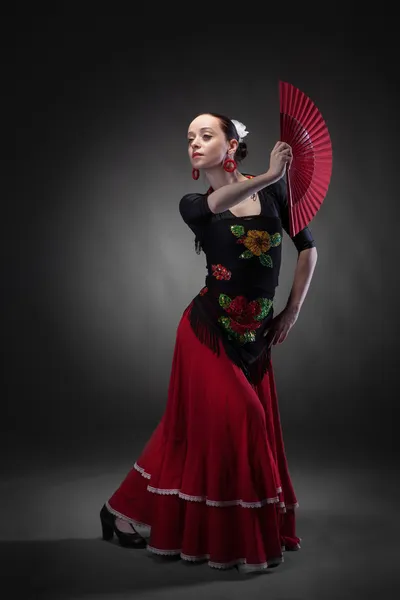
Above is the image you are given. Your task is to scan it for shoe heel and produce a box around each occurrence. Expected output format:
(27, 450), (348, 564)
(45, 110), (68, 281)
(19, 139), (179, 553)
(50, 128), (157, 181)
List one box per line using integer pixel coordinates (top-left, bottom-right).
(101, 516), (114, 541)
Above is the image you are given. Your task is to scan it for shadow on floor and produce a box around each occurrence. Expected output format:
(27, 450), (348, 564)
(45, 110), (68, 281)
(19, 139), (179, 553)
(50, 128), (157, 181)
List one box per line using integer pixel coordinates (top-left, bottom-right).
(2, 512), (398, 600)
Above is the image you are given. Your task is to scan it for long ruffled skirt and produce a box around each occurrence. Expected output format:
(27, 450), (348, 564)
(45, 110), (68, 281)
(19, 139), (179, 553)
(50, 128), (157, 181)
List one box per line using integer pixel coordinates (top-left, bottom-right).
(106, 301), (301, 574)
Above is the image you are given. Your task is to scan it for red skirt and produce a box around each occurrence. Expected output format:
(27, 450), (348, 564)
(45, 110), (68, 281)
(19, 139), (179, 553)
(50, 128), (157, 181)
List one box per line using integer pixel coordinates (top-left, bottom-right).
(106, 300), (301, 574)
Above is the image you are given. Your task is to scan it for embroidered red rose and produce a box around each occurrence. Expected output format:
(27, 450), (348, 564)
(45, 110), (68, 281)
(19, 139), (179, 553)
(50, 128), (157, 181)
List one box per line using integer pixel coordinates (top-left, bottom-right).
(211, 264), (231, 280)
(225, 296), (262, 330)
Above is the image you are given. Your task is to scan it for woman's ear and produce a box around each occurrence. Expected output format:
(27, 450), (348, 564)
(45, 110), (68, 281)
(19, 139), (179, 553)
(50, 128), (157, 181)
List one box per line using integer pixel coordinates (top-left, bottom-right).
(229, 139), (239, 154)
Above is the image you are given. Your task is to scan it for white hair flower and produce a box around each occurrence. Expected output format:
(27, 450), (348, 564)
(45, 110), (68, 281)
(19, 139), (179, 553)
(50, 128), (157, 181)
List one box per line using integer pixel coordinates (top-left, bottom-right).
(231, 119), (249, 142)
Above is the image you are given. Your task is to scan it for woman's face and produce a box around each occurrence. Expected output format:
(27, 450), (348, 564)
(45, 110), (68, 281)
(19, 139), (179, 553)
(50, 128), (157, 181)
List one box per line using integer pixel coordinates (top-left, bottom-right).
(187, 114), (237, 170)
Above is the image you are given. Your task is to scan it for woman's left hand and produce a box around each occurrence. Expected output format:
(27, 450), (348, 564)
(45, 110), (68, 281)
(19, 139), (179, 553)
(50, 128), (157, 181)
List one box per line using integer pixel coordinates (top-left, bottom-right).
(263, 306), (299, 347)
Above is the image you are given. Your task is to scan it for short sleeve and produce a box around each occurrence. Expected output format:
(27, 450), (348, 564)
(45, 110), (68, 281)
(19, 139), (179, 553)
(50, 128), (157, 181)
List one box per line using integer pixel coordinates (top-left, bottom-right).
(270, 178), (316, 253)
(179, 193), (212, 235)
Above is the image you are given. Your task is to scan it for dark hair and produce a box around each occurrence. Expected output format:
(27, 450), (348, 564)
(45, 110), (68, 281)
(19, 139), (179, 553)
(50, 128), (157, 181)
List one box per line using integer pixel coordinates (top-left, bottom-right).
(202, 112), (248, 163)
(193, 112), (249, 254)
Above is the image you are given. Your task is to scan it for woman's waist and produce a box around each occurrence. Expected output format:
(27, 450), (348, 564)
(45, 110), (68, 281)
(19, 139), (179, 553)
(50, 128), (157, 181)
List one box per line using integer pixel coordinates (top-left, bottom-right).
(203, 276), (276, 301)
(194, 284), (274, 330)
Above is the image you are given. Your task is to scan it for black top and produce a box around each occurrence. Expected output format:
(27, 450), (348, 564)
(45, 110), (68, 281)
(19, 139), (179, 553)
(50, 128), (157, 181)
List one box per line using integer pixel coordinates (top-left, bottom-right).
(178, 177), (316, 385)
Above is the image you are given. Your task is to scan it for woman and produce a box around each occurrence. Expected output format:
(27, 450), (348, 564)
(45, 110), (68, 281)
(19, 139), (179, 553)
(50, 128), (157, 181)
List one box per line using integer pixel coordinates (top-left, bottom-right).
(100, 113), (318, 574)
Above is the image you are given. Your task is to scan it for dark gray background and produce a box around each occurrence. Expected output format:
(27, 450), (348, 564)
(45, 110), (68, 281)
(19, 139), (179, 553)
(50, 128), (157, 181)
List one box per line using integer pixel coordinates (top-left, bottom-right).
(3, 17), (400, 600)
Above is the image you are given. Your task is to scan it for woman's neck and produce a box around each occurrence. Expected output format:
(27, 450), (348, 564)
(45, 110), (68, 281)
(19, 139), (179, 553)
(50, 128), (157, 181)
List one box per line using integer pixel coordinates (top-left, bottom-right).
(204, 166), (248, 192)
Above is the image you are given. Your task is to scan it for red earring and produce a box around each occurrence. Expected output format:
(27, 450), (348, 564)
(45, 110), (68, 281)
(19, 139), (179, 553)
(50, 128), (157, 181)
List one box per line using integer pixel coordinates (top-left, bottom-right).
(192, 168), (200, 180)
(223, 156), (237, 172)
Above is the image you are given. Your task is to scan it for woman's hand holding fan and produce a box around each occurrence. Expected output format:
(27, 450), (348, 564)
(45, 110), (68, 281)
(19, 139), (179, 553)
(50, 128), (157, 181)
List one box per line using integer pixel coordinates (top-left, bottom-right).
(268, 141), (293, 181)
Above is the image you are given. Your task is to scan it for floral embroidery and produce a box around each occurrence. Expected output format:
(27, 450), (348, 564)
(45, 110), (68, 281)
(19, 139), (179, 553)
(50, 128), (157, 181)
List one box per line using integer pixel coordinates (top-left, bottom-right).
(199, 286), (208, 296)
(231, 224), (246, 238)
(231, 226), (281, 267)
(211, 264), (231, 280)
(218, 294), (273, 344)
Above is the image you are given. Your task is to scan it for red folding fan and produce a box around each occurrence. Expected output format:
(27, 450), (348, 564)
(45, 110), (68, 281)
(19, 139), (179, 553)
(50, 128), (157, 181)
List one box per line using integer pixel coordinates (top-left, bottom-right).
(279, 80), (332, 237)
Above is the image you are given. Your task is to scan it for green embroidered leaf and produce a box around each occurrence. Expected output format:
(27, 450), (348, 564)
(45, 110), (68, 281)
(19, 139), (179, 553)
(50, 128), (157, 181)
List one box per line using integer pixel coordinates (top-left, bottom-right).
(259, 253), (273, 267)
(243, 330), (256, 343)
(231, 225), (245, 237)
(218, 315), (230, 327)
(239, 250), (254, 259)
(218, 294), (232, 309)
(218, 316), (234, 338)
(254, 297), (273, 320)
(270, 232), (282, 247)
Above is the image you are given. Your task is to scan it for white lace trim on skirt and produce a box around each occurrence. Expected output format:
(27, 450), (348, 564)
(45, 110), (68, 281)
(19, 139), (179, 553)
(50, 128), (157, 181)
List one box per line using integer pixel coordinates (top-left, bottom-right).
(105, 500), (291, 573)
(133, 460), (299, 510)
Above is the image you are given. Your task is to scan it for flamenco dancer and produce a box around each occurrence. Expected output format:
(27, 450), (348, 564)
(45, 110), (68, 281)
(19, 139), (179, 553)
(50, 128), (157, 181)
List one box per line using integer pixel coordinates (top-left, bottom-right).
(100, 112), (318, 574)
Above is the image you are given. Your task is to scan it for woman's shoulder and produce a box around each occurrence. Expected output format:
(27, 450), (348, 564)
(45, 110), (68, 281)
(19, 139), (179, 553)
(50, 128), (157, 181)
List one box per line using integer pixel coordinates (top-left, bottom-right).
(179, 191), (207, 204)
(179, 191), (212, 225)
(262, 178), (286, 201)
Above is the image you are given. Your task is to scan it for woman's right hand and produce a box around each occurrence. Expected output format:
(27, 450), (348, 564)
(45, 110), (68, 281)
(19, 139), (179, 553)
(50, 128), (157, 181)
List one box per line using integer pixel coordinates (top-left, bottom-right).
(268, 141), (293, 180)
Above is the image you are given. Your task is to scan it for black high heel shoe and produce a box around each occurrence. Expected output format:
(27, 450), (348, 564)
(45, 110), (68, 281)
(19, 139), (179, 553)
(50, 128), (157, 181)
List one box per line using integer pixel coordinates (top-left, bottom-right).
(100, 504), (147, 548)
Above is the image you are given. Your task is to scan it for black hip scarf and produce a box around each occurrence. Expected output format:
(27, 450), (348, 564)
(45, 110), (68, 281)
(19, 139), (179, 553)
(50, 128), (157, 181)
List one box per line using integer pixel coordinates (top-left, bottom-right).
(188, 280), (275, 386)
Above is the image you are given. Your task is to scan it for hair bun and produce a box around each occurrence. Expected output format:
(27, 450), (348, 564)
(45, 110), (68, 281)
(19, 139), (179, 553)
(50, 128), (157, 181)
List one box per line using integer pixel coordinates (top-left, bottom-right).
(236, 141), (248, 163)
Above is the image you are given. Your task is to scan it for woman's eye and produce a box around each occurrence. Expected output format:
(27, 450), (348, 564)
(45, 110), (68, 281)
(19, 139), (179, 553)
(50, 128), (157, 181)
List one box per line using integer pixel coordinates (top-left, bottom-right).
(188, 135), (211, 144)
